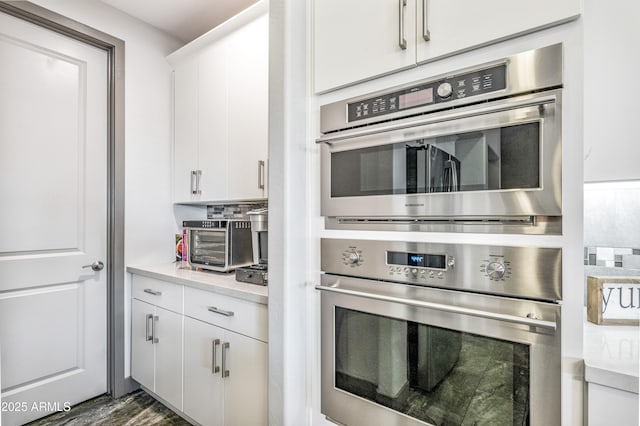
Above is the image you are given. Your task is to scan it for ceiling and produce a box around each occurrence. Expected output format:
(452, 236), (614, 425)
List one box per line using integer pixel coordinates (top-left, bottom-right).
(100, 0), (259, 43)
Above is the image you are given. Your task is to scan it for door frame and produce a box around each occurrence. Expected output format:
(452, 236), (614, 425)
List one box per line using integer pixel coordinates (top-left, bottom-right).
(0, 2), (131, 398)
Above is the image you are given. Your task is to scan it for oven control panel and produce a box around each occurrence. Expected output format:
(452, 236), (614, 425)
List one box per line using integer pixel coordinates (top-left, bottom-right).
(480, 255), (513, 281)
(321, 238), (562, 301)
(341, 247), (363, 268)
(347, 64), (506, 123)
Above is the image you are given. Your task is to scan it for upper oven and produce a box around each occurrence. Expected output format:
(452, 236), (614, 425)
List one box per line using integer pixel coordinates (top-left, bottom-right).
(318, 44), (563, 234)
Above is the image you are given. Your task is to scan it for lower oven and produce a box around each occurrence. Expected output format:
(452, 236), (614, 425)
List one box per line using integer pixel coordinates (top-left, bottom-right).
(317, 239), (562, 426)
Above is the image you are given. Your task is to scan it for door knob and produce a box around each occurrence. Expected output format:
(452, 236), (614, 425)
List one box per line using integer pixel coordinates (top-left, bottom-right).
(82, 260), (105, 272)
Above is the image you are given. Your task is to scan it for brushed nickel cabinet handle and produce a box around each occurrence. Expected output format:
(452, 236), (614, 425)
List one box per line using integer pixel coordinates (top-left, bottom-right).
(195, 169), (202, 195)
(398, 0), (407, 50)
(222, 342), (230, 378)
(151, 315), (159, 344)
(212, 339), (221, 374)
(145, 314), (153, 342)
(258, 160), (265, 190)
(143, 289), (162, 296)
(208, 306), (234, 317)
(190, 170), (197, 194)
(422, 0), (431, 41)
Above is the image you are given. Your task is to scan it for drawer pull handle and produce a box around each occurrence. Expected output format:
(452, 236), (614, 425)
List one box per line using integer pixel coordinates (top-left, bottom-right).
(144, 289), (162, 296)
(208, 306), (234, 317)
(212, 339), (221, 374)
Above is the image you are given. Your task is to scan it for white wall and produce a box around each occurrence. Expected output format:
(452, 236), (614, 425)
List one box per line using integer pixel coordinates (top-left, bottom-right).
(30, 0), (183, 377)
(268, 1), (309, 425)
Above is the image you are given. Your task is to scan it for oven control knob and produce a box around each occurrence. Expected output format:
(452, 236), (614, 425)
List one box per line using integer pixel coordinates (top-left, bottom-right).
(437, 82), (453, 99)
(347, 251), (361, 265)
(486, 262), (506, 279)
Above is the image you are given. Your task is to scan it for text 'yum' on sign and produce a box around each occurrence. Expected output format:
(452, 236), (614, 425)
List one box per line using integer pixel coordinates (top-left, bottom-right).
(587, 276), (640, 325)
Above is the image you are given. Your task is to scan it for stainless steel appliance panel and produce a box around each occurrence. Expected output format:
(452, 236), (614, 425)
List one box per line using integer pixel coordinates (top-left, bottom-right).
(185, 220), (253, 272)
(321, 238), (562, 301)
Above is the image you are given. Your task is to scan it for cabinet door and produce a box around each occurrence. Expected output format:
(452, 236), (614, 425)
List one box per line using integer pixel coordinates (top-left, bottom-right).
(131, 299), (155, 391)
(183, 317), (224, 426)
(227, 14), (269, 201)
(313, 0), (417, 93)
(198, 42), (229, 202)
(174, 59), (199, 203)
(223, 331), (268, 426)
(416, 0), (581, 63)
(154, 307), (183, 411)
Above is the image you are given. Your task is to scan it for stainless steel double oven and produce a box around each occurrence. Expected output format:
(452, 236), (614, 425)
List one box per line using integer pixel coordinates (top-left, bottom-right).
(316, 44), (565, 426)
(318, 44), (563, 235)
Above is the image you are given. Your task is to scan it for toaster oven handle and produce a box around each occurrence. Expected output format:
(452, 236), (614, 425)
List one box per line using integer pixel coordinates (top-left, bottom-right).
(315, 284), (557, 331)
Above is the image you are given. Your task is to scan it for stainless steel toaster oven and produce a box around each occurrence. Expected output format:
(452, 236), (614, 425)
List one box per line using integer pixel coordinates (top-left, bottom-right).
(183, 220), (253, 272)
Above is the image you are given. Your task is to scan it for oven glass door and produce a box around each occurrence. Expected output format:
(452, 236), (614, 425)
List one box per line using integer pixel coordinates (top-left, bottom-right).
(335, 307), (529, 425)
(189, 229), (227, 267)
(319, 274), (561, 426)
(331, 122), (538, 197)
(321, 91), (561, 218)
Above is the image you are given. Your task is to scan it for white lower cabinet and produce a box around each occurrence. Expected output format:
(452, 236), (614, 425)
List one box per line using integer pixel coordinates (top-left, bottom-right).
(131, 298), (183, 410)
(587, 382), (639, 426)
(130, 273), (268, 425)
(183, 316), (268, 426)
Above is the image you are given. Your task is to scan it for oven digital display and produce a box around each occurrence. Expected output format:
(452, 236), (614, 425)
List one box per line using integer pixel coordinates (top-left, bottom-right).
(387, 251), (446, 269)
(398, 88), (433, 109)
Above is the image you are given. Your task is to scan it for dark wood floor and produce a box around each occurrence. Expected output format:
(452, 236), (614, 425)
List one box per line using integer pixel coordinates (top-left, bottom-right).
(25, 390), (190, 426)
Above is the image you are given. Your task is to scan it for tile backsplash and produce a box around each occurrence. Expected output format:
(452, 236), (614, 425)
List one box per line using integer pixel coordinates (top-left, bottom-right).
(584, 246), (640, 268)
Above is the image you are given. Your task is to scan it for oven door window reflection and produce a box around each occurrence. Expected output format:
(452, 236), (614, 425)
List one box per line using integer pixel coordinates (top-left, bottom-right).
(334, 308), (531, 425)
(330, 122), (540, 198)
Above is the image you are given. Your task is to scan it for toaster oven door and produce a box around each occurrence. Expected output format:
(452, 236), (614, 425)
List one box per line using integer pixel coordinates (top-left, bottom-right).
(188, 229), (227, 270)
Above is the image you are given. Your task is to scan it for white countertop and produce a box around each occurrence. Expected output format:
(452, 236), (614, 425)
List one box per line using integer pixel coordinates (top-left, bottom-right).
(127, 263), (268, 305)
(584, 316), (639, 394)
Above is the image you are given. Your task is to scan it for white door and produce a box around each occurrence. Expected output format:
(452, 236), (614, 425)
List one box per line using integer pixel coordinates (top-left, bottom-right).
(0, 10), (108, 426)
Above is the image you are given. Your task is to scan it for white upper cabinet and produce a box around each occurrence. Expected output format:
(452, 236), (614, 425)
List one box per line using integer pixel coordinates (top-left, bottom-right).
(313, 0), (581, 93)
(226, 15), (269, 200)
(169, 1), (268, 203)
(313, 0), (418, 93)
(583, 0), (640, 182)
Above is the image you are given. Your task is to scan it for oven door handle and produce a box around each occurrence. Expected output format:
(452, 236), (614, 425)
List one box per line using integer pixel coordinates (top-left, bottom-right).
(315, 284), (557, 331)
(316, 94), (557, 145)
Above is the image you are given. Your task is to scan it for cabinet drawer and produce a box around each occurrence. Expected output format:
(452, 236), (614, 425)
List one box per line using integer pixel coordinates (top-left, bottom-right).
(132, 275), (183, 314)
(184, 287), (267, 342)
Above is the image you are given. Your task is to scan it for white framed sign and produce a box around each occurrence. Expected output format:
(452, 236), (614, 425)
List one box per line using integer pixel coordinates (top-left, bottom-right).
(587, 276), (640, 325)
